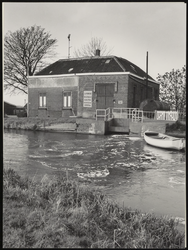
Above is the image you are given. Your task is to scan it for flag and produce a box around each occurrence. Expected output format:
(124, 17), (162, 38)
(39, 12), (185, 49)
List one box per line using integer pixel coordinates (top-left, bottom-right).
(68, 34), (71, 41)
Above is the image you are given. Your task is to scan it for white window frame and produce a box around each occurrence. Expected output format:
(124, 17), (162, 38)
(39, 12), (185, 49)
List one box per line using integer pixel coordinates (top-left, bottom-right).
(63, 91), (72, 108)
(39, 93), (46, 108)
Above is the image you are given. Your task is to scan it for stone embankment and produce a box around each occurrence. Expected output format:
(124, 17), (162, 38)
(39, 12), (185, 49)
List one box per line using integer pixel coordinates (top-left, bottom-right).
(4, 116), (186, 137)
(4, 117), (77, 131)
(3, 116), (107, 135)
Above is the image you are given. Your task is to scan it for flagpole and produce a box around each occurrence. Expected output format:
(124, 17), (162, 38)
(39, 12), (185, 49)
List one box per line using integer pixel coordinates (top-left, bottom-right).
(146, 51), (148, 99)
(68, 34), (71, 59)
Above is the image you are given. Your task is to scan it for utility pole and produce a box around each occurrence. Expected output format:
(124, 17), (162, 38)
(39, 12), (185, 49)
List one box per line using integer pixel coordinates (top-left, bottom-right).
(68, 34), (71, 59)
(146, 51), (148, 99)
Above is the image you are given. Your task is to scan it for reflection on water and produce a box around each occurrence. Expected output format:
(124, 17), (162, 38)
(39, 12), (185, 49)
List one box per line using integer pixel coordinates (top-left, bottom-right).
(143, 144), (185, 162)
(3, 130), (186, 221)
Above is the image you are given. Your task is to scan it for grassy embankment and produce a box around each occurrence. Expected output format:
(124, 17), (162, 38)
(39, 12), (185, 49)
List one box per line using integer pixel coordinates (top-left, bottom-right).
(3, 168), (185, 248)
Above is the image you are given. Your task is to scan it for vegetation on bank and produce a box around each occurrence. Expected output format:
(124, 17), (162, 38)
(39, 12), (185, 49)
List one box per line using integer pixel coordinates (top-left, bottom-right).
(166, 120), (186, 133)
(3, 168), (185, 248)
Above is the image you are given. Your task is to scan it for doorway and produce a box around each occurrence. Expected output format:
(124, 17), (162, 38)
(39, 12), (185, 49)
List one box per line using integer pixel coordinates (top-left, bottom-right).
(95, 83), (115, 109)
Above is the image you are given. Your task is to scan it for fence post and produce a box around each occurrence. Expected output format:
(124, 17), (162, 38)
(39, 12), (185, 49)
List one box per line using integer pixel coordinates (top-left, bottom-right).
(154, 110), (156, 120)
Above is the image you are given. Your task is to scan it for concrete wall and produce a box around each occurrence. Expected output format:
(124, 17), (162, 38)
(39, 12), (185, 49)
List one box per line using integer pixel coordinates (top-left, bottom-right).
(76, 118), (108, 134)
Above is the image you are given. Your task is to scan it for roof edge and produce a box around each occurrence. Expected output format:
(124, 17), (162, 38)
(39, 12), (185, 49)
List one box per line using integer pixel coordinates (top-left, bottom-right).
(113, 56), (126, 71)
(29, 71), (158, 84)
(57, 55), (115, 61)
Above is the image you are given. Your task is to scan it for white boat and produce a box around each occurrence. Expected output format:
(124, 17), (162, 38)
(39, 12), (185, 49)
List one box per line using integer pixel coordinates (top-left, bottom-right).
(144, 131), (185, 151)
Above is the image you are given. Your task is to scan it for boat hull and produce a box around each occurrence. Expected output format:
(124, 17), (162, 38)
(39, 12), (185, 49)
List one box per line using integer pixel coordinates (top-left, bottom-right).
(144, 131), (185, 151)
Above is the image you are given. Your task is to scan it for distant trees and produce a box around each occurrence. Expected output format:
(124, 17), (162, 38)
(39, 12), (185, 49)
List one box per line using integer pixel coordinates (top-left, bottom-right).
(157, 66), (186, 113)
(4, 25), (57, 94)
(73, 37), (113, 57)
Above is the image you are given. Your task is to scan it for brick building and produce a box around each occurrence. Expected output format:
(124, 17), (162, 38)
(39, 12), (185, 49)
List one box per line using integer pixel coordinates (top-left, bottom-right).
(28, 52), (159, 118)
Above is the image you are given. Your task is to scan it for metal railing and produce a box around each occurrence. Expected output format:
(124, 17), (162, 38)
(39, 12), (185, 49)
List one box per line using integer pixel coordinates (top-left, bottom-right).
(112, 108), (143, 122)
(143, 111), (155, 119)
(155, 111), (179, 121)
(132, 109), (143, 122)
(96, 108), (111, 121)
(112, 108), (137, 119)
(96, 107), (181, 123)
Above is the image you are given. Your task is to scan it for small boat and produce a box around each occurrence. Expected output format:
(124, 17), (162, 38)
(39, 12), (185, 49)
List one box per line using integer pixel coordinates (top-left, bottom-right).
(144, 131), (185, 151)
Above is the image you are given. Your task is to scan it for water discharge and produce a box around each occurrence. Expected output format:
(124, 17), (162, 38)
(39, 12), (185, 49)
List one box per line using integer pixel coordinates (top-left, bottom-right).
(4, 130), (185, 224)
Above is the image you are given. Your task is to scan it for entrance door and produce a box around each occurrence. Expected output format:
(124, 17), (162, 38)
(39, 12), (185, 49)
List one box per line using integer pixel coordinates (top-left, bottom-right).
(96, 83), (114, 109)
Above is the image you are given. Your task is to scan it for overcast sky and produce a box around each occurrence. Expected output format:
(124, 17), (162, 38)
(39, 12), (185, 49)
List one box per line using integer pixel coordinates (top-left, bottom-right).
(3, 2), (186, 105)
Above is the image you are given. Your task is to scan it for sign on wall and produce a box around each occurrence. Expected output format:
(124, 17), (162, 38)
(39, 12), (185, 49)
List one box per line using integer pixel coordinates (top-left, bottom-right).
(118, 100), (123, 104)
(83, 91), (92, 107)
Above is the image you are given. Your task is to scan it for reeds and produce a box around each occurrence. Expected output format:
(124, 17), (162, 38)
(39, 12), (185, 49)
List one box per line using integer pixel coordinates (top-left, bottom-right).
(3, 168), (185, 248)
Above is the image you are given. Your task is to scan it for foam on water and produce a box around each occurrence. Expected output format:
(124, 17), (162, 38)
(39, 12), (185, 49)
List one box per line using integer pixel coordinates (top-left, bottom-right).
(29, 154), (48, 159)
(174, 217), (186, 225)
(169, 177), (185, 185)
(111, 134), (129, 138)
(72, 151), (83, 155)
(177, 170), (184, 173)
(129, 137), (142, 141)
(38, 161), (57, 170)
(61, 151), (83, 157)
(77, 168), (109, 179)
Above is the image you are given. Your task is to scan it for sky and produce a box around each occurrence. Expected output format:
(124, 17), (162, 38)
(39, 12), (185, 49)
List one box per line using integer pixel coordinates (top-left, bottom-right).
(3, 2), (186, 106)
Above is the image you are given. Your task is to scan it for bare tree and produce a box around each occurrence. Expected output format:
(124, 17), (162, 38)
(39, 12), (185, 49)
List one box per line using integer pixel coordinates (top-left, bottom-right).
(73, 37), (113, 57)
(4, 25), (57, 94)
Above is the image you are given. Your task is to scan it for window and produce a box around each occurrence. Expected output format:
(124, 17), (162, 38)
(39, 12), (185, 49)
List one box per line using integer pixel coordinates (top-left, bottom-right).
(39, 93), (46, 108)
(63, 91), (72, 108)
(105, 59), (111, 64)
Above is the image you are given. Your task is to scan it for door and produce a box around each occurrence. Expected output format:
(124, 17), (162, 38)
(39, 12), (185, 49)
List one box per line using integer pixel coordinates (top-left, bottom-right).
(96, 83), (114, 109)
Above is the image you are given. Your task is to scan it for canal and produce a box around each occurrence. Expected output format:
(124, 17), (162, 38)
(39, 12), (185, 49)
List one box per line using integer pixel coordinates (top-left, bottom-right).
(3, 129), (185, 222)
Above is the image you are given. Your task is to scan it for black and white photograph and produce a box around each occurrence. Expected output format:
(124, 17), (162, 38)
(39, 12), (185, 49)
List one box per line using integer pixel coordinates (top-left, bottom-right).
(3, 2), (186, 248)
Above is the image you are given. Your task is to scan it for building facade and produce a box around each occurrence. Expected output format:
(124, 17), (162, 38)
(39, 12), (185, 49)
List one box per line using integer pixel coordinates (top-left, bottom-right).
(28, 54), (159, 118)
(4, 101), (27, 117)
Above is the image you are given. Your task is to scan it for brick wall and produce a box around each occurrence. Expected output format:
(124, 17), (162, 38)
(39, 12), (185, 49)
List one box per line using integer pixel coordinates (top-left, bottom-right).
(128, 76), (159, 108)
(77, 74), (129, 118)
(28, 77), (78, 118)
(28, 74), (159, 119)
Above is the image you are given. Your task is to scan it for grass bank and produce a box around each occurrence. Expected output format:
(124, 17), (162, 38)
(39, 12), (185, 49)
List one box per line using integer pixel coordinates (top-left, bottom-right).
(3, 168), (185, 248)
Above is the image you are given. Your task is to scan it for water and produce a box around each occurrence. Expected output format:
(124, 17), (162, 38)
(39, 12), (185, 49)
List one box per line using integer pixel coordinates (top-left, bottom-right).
(3, 129), (186, 222)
